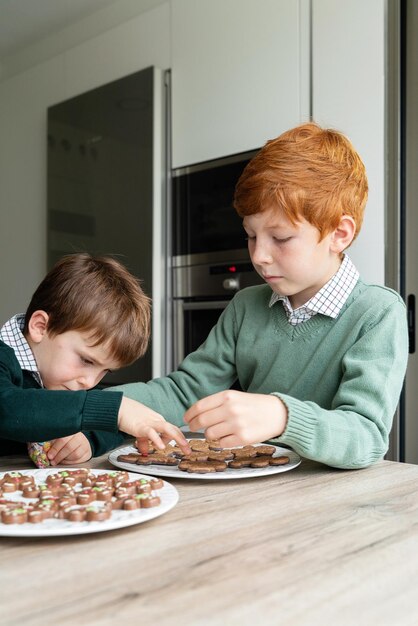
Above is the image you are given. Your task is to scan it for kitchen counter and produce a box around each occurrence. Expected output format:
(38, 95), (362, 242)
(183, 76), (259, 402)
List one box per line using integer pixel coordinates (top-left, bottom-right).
(1, 450), (418, 626)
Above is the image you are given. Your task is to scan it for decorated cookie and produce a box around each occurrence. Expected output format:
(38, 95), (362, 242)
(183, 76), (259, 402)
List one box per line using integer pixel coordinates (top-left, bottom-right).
(1, 507), (28, 524)
(0, 470), (165, 525)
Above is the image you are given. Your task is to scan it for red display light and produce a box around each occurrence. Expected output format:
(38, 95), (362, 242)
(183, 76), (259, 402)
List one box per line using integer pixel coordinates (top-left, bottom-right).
(228, 265), (237, 273)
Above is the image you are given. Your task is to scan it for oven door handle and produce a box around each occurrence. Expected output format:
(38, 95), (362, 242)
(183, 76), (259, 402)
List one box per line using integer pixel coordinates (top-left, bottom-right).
(182, 300), (230, 311)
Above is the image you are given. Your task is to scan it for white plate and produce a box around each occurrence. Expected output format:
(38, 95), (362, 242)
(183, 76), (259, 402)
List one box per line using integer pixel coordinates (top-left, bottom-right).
(0, 468), (178, 537)
(109, 443), (301, 480)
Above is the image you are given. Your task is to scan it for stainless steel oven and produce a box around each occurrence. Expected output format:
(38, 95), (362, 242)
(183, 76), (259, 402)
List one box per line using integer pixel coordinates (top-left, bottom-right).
(171, 248), (263, 367)
(170, 150), (263, 368)
(170, 150), (264, 367)
(172, 150), (258, 260)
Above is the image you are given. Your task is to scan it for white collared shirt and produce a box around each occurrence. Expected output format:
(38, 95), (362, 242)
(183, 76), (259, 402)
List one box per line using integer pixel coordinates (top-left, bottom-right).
(269, 254), (359, 326)
(0, 314), (43, 386)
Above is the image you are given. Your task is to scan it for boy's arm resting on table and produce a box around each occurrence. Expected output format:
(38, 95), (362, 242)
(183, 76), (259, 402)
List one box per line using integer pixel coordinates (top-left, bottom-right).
(274, 300), (409, 469)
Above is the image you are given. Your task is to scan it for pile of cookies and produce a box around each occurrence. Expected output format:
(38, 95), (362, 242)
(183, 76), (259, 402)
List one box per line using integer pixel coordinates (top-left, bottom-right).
(118, 439), (290, 474)
(0, 469), (163, 525)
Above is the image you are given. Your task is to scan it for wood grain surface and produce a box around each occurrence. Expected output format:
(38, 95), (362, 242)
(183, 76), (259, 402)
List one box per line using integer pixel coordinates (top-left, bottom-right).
(1, 450), (418, 626)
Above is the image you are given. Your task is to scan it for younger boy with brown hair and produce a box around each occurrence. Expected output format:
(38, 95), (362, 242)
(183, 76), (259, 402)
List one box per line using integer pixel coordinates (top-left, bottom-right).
(112, 122), (409, 469)
(0, 253), (189, 465)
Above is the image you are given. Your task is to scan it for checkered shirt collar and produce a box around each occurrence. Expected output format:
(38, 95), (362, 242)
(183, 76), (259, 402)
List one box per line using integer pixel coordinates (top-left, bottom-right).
(269, 254), (359, 326)
(0, 314), (43, 385)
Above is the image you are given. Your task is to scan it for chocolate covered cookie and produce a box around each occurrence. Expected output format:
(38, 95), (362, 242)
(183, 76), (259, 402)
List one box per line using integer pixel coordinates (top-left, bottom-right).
(178, 459), (227, 473)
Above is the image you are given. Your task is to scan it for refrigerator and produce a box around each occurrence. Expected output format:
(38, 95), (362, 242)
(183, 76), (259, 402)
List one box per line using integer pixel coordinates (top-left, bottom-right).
(47, 66), (169, 385)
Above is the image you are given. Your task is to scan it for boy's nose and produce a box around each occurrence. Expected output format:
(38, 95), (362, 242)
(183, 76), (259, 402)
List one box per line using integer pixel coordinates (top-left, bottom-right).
(251, 242), (273, 265)
(77, 374), (98, 390)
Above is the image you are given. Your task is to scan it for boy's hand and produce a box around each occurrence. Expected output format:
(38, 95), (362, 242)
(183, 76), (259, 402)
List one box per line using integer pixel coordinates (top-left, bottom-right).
(183, 390), (288, 448)
(118, 396), (191, 455)
(47, 433), (92, 465)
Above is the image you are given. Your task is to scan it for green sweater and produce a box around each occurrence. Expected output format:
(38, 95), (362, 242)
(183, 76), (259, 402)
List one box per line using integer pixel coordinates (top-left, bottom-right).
(0, 342), (124, 457)
(113, 280), (409, 469)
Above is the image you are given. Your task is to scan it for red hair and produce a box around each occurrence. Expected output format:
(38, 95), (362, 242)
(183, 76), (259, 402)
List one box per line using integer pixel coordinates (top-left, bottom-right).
(234, 122), (368, 241)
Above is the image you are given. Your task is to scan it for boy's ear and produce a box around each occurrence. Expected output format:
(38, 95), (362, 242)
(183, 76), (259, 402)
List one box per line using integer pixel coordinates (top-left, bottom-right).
(330, 215), (356, 253)
(27, 310), (50, 343)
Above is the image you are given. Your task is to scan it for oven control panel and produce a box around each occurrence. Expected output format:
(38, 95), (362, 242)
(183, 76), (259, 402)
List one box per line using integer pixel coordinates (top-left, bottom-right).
(173, 260), (263, 299)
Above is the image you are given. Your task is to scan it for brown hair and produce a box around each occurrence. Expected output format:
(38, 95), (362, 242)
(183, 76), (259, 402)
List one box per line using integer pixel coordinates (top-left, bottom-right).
(24, 253), (151, 366)
(234, 122), (368, 241)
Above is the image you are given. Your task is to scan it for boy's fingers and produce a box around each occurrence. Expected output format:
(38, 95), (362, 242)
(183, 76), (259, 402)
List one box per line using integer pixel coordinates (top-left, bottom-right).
(146, 430), (166, 451)
(165, 425), (191, 453)
(49, 439), (78, 465)
(59, 444), (86, 464)
(136, 437), (151, 455)
(137, 427), (191, 455)
(183, 391), (225, 424)
(48, 437), (70, 459)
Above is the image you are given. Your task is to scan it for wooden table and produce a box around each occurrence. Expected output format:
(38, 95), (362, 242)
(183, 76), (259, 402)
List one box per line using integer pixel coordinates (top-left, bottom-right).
(1, 450), (418, 626)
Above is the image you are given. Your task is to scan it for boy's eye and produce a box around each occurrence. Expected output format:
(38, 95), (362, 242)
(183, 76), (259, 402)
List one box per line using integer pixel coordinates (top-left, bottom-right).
(273, 236), (291, 244)
(80, 356), (93, 366)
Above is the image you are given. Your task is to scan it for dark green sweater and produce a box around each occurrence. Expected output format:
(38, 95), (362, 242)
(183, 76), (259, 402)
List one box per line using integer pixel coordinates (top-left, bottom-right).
(0, 341), (124, 457)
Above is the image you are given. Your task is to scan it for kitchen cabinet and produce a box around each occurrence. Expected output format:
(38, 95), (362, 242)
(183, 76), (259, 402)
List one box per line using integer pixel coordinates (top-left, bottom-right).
(171, 0), (310, 168)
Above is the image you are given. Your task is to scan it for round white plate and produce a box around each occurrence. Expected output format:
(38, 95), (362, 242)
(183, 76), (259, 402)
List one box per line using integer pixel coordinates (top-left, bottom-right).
(109, 443), (301, 480)
(0, 468), (178, 537)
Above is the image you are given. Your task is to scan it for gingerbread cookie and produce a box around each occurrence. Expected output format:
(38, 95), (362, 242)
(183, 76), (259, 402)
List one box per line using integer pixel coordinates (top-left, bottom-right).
(207, 450), (234, 462)
(254, 445), (276, 456)
(135, 452), (178, 466)
(268, 455), (290, 466)
(231, 446), (258, 459)
(178, 459), (227, 473)
(229, 455), (271, 469)
(229, 454), (290, 469)
(117, 453), (141, 464)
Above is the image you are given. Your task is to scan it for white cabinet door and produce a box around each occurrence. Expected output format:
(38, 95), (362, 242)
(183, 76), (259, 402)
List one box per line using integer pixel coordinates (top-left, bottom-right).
(312, 0), (386, 285)
(171, 0), (309, 168)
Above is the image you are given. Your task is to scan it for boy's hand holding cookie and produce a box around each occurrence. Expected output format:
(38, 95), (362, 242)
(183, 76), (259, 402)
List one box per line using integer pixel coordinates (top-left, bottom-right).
(184, 390), (288, 448)
(118, 396), (191, 455)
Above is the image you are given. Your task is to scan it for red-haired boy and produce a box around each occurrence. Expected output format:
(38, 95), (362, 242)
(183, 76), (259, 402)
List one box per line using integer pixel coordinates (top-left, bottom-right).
(113, 123), (408, 469)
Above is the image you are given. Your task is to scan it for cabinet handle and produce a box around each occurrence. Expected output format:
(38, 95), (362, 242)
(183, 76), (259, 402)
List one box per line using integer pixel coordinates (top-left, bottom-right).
(408, 294), (416, 354)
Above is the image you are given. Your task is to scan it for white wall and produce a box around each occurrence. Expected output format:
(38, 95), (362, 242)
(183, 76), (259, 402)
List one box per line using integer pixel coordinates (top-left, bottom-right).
(0, 0), (388, 326)
(0, 2), (170, 323)
(312, 0), (386, 285)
